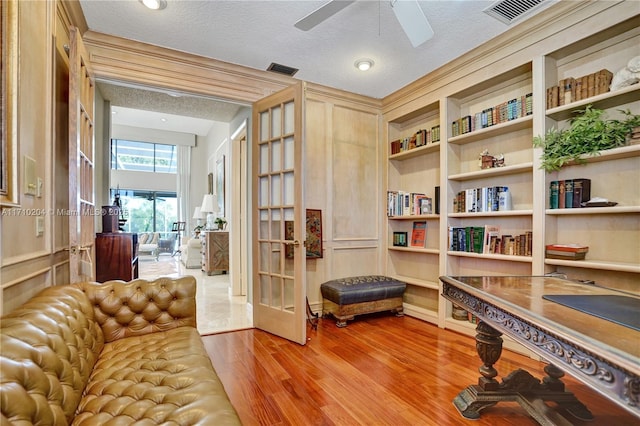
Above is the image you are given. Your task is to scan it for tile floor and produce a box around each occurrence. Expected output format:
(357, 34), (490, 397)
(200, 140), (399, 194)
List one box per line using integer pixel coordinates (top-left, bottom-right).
(137, 254), (253, 335)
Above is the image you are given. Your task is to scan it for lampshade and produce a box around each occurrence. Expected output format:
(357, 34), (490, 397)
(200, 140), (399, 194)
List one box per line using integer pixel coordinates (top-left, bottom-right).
(200, 194), (217, 213)
(192, 206), (203, 219)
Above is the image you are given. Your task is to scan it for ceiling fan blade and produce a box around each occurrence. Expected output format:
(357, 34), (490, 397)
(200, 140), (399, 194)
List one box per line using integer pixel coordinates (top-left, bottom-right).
(294, 0), (356, 31)
(391, 0), (434, 47)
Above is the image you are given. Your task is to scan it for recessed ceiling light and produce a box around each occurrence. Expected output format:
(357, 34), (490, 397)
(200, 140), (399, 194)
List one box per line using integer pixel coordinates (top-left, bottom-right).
(160, 118), (167, 122)
(140, 0), (167, 10)
(355, 59), (374, 72)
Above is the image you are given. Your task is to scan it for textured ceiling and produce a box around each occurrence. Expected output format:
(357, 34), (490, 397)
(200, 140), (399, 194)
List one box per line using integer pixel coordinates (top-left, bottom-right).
(82, 0), (555, 131)
(98, 82), (246, 135)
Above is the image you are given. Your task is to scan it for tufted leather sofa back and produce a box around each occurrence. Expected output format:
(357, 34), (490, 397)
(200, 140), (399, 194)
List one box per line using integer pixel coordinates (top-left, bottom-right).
(76, 277), (197, 343)
(0, 285), (105, 425)
(1, 276), (198, 425)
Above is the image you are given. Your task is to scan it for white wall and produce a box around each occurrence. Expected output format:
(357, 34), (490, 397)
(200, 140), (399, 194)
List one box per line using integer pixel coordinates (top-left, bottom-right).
(189, 121), (230, 232)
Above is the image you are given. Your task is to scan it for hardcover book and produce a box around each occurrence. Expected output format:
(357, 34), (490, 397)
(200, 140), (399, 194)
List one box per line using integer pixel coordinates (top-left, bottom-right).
(549, 180), (559, 209)
(564, 179), (574, 208)
(572, 178), (591, 208)
(410, 221), (427, 248)
(545, 244), (588, 260)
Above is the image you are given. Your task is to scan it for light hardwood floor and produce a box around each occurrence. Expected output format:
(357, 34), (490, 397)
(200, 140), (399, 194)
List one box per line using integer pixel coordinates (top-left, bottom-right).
(202, 313), (636, 426)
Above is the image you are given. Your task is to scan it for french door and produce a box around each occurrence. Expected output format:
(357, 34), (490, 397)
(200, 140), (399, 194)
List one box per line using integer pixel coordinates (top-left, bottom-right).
(68, 27), (96, 282)
(252, 82), (306, 345)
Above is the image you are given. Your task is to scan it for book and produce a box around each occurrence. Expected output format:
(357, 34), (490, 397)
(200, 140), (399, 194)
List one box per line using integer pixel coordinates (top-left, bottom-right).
(572, 178), (591, 208)
(545, 244), (588, 259)
(483, 225), (500, 254)
(564, 180), (574, 208)
(410, 221), (427, 247)
(549, 180), (559, 209)
(545, 244), (589, 253)
(419, 197), (433, 215)
(434, 186), (440, 215)
(558, 180), (565, 209)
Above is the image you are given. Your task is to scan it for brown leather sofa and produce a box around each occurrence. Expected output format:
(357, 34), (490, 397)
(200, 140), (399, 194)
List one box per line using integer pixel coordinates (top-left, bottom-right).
(0, 276), (241, 425)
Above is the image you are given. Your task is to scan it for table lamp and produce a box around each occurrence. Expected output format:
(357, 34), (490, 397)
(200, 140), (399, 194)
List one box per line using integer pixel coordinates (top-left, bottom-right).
(200, 194), (218, 230)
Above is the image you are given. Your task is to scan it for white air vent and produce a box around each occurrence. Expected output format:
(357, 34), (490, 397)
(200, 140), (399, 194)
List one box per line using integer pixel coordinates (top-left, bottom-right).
(484, 0), (549, 25)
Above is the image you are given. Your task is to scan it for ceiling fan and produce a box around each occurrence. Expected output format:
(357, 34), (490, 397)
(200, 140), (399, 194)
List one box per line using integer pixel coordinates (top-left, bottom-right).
(294, 0), (434, 48)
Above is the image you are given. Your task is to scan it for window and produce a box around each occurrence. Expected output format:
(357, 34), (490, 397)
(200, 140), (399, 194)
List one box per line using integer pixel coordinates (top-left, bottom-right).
(111, 189), (177, 234)
(111, 139), (177, 173)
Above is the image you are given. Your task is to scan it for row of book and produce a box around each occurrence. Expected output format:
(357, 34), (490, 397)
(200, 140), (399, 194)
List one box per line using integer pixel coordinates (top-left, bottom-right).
(549, 178), (591, 209)
(448, 225), (532, 256)
(452, 186), (511, 213)
(390, 125), (441, 155)
(450, 93), (533, 137)
(546, 70), (612, 109)
(387, 189), (440, 216)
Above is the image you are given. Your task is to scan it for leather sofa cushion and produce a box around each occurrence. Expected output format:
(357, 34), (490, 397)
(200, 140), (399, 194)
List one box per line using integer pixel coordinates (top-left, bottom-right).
(321, 275), (407, 305)
(73, 326), (239, 425)
(0, 285), (104, 424)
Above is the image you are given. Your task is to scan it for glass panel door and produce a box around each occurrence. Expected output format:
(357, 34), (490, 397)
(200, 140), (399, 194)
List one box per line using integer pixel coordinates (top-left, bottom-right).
(252, 83), (305, 344)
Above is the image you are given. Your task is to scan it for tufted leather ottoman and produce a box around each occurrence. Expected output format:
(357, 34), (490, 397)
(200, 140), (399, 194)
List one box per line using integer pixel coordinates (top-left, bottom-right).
(321, 275), (406, 327)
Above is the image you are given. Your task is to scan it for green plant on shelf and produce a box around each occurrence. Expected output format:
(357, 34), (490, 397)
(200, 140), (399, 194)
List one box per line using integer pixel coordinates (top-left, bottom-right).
(533, 105), (640, 171)
(214, 217), (227, 230)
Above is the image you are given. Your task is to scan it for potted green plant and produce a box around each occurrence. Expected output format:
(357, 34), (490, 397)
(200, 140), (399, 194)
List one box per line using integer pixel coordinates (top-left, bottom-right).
(214, 217), (227, 230)
(193, 224), (204, 236)
(533, 105), (640, 171)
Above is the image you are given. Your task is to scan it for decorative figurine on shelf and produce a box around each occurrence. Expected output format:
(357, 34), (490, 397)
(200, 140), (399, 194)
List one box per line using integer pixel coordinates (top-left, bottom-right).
(478, 149), (505, 169)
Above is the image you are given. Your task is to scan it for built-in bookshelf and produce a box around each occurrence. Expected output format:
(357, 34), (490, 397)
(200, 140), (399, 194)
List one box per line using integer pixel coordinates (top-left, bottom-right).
(383, 8), (639, 343)
(386, 101), (441, 325)
(442, 63), (535, 330)
(541, 17), (640, 294)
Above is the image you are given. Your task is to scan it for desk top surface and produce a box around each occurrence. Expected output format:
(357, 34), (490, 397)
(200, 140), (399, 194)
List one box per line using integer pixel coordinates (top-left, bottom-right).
(440, 276), (639, 367)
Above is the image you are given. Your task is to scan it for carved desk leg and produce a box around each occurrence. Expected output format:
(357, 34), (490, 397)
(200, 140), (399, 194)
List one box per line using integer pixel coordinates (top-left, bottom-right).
(453, 320), (595, 424)
(542, 364), (594, 421)
(453, 321), (504, 419)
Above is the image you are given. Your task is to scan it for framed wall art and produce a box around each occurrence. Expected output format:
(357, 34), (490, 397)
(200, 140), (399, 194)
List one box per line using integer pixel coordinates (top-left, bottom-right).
(1, 0), (19, 207)
(305, 209), (323, 258)
(284, 209), (323, 259)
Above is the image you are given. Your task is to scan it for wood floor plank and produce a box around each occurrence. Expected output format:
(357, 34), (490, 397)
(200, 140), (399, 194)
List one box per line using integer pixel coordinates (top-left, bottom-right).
(202, 314), (637, 425)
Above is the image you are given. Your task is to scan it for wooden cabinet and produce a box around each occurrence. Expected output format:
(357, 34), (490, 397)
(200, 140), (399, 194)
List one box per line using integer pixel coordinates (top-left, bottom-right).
(95, 233), (138, 282)
(201, 231), (229, 275)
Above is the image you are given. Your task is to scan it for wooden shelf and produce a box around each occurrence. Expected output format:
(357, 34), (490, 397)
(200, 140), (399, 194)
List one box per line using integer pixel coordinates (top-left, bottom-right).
(389, 246), (439, 255)
(544, 258), (640, 273)
(392, 275), (440, 290)
(558, 144), (640, 167)
(546, 206), (640, 215)
(447, 251), (533, 263)
(388, 214), (440, 221)
(389, 142), (440, 160)
(546, 84), (640, 121)
(448, 162), (533, 181)
(449, 209), (533, 218)
(447, 115), (532, 145)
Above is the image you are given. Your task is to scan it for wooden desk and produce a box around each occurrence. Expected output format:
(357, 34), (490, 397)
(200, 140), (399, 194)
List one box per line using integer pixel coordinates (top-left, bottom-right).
(440, 275), (639, 424)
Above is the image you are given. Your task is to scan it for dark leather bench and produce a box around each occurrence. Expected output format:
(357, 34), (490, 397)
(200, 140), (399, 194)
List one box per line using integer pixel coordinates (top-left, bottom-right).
(321, 275), (406, 327)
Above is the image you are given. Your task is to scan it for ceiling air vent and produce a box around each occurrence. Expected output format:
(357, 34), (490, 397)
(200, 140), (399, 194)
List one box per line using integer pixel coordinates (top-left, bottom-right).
(484, 0), (549, 25)
(267, 62), (299, 77)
